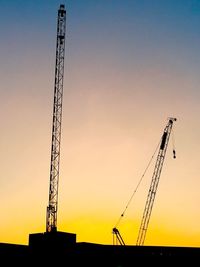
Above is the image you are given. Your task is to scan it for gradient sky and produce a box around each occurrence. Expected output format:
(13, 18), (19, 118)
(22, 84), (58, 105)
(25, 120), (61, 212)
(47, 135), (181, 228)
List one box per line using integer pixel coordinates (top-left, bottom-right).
(1, 0), (200, 247)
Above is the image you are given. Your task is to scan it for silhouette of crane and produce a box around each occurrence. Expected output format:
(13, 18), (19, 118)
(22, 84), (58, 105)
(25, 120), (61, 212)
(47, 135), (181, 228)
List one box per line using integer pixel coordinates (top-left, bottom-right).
(46, 4), (66, 233)
(136, 117), (176, 246)
(29, 5), (76, 250)
(112, 118), (176, 246)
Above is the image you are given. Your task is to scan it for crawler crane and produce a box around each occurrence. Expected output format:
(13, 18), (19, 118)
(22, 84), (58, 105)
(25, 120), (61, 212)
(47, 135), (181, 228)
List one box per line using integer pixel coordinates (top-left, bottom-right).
(112, 117), (176, 246)
(136, 117), (176, 246)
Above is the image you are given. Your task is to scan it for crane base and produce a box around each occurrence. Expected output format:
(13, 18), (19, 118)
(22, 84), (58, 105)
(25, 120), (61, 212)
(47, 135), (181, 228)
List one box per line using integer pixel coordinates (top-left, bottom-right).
(29, 231), (76, 252)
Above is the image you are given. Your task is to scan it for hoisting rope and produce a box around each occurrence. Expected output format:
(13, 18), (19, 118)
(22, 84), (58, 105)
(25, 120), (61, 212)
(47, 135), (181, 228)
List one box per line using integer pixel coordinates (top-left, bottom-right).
(114, 139), (161, 229)
(171, 128), (176, 159)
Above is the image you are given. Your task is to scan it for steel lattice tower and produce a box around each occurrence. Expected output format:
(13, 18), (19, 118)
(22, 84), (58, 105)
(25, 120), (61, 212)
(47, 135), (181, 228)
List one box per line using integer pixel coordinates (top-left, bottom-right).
(46, 4), (66, 233)
(136, 117), (176, 245)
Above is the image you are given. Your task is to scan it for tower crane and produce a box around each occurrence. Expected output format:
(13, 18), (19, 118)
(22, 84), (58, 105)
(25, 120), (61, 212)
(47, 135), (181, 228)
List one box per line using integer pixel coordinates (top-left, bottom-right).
(29, 5), (76, 250)
(136, 117), (176, 246)
(46, 4), (66, 233)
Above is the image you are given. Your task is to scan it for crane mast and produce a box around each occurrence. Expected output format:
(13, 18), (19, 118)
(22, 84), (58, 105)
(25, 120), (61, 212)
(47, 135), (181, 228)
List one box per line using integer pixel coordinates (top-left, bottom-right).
(46, 4), (66, 233)
(136, 117), (176, 246)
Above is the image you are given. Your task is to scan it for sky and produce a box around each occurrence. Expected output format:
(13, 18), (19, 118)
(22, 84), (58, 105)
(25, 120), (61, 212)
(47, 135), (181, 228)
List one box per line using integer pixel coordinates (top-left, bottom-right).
(0, 0), (200, 247)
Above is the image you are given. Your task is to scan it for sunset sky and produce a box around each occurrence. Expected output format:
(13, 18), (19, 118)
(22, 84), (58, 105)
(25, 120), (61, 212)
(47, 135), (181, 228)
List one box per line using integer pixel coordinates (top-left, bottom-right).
(1, 0), (200, 247)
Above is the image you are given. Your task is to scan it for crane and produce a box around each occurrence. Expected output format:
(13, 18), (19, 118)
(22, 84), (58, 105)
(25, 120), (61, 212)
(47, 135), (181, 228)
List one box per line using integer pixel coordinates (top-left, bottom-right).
(46, 4), (66, 233)
(29, 5), (76, 250)
(136, 117), (176, 246)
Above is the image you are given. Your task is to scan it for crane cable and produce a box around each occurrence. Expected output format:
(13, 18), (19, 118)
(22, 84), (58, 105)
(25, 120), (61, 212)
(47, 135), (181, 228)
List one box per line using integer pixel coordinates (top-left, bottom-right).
(114, 139), (161, 229)
(172, 128), (176, 159)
